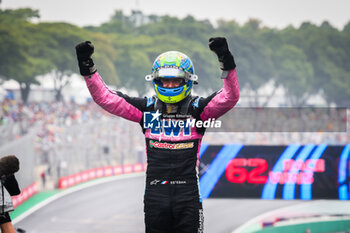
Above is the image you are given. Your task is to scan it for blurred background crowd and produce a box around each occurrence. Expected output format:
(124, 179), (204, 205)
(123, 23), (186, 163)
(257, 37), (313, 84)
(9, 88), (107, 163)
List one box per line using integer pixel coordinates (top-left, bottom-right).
(1, 97), (349, 148)
(0, 97), (112, 146)
(0, 6), (349, 191)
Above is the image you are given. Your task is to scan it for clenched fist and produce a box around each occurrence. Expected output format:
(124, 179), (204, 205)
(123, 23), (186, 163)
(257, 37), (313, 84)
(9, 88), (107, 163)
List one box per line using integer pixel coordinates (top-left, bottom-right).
(208, 37), (236, 71)
(75, 41), (97, 76)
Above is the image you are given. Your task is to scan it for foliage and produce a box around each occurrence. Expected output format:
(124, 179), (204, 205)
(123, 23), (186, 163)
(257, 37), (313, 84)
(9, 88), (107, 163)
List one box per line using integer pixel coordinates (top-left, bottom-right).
(1, 8), (350, 106)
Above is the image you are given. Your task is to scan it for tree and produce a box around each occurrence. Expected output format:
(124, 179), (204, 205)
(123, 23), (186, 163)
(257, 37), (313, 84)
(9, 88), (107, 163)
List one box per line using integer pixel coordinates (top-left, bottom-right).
(35, 22), (88, 101)
(272, 45), (314, 106)
(85, 10), (133, 34)
(138, 14), (214, 44)
(91, 33), (120, 86)
(0, 8), (53, 103)
(3, 8), (350, 107)
(219, 19), (275, 106)
(320, 60), (350, 106)
(1, 9), (120, 102)
(286, 22), (350, 106)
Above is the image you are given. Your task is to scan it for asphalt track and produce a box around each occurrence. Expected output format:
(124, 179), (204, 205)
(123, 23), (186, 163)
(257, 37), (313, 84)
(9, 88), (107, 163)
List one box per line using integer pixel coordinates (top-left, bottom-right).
(14, 174), (303, 233)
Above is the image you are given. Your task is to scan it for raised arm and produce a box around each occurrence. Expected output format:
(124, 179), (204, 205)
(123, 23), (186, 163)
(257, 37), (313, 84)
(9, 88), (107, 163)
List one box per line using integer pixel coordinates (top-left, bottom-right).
(200, 69), (239, 121)
(200, 37), (240, 121)
(84, 72), (143, 122)
(75, 41), (143, 123)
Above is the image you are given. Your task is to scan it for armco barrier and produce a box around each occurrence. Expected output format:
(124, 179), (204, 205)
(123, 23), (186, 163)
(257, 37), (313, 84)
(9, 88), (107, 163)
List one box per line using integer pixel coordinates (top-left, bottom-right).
(58, 163), (147, 189)
(12, 182), (38, 208)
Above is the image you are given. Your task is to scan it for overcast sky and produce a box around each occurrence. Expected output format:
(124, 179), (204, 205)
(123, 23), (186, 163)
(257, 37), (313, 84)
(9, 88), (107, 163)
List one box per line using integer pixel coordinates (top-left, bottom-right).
(2, 0), (350, 29)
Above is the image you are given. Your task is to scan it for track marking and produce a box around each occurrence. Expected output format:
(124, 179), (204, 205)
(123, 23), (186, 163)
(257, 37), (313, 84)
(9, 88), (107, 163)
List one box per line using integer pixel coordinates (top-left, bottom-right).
(13, 173), (144, 224)
(231, 201), (318, 233)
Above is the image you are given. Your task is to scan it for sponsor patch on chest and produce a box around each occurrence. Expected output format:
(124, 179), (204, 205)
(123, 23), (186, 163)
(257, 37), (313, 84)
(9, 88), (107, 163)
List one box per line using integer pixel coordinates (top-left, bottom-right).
(149, 140), (194, 149)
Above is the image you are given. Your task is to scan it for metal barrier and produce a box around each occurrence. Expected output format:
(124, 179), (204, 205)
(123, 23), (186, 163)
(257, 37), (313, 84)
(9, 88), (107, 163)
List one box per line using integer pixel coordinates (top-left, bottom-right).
(0, 116), (146, 190)
(0, 132), (37, 188)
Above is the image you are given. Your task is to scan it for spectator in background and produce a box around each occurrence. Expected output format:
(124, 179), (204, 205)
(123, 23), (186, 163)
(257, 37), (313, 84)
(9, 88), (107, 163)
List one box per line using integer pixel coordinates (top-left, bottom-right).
(1, 94), (349, 147)
(40, 170), (46, 189)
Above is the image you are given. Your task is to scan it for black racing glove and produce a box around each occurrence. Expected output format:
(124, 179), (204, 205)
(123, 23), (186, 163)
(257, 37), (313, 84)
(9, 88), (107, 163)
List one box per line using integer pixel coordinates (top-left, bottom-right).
(209, 37), (236, 70)
(75, 41), (97, 76)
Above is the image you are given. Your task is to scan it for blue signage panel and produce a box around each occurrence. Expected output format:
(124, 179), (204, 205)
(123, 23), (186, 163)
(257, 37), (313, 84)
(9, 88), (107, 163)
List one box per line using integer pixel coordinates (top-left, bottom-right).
(199, 145), (349, 200)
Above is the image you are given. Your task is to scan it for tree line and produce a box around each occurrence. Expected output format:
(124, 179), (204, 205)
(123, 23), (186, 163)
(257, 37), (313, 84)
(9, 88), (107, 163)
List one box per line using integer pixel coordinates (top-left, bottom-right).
(1, 8), (349, 106)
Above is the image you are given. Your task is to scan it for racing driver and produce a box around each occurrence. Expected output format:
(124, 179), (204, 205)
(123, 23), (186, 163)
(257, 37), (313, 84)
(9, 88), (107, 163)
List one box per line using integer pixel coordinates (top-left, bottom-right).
(75, 37), (240, 233)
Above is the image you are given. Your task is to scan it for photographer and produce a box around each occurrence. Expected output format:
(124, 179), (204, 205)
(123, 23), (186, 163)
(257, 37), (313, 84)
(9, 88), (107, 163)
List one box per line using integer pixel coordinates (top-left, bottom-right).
(0, 155), (20, 233)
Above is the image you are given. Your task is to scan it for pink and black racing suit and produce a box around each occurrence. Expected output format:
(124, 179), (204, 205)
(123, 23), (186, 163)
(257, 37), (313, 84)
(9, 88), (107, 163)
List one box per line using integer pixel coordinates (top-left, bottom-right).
(84, 69), (239, 233)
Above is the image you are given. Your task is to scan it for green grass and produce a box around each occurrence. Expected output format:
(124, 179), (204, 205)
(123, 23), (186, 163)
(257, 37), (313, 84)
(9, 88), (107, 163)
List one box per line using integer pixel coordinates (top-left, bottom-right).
(10, 190), (61, 219)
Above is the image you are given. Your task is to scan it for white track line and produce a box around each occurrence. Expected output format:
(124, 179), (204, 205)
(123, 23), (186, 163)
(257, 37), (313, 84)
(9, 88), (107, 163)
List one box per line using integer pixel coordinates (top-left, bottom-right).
(13, 172), (145, 224)
(231, 200), (322, 233)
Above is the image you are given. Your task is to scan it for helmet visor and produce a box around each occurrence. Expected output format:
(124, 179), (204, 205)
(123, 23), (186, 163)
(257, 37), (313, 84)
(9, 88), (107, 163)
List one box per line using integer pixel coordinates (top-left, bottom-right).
(155, 68), (186, 78)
